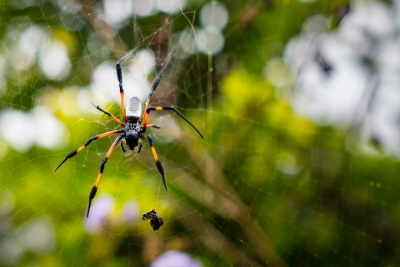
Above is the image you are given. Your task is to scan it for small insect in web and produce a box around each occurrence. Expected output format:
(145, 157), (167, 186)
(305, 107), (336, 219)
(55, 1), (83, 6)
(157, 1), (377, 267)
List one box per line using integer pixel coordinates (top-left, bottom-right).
(142, 209), (164, 231)
(54, 51), (203, 217)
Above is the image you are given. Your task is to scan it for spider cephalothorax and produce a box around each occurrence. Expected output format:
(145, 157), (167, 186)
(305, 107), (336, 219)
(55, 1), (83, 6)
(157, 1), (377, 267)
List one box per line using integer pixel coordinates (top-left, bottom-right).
(124, 121), (142, 150)
(54, 51), (203, 217)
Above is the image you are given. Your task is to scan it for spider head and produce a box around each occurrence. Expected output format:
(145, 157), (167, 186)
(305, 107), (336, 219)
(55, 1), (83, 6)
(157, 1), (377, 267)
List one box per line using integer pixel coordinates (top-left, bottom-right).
(125, 122), (141, 150)
(126, 96), (142, 123)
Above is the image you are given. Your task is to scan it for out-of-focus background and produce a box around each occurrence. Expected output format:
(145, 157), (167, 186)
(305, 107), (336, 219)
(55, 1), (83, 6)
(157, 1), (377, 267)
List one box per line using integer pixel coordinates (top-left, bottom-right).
(1, 0), (400, 266)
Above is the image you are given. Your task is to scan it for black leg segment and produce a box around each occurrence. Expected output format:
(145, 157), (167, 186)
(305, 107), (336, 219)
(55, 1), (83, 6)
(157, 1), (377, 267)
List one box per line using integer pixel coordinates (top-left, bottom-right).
(139, 57), (172, 123)
(87, 134), (124, 217)
(87, 186), (98, 217)
(54, 129), (123, 172)
(90, 101), (125, 126)
(143, 106), (203, 138)
(147, 134), (168, 190)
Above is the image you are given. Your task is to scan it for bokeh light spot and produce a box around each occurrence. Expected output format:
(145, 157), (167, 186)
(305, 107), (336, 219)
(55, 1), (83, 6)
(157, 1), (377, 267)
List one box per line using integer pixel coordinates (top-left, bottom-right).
(155, 0), (186, 15)
(196, 26), (225, 55)
(104, 0), (133, 25)
(39, 40), (71, 80)
(200, 2), (229, 30)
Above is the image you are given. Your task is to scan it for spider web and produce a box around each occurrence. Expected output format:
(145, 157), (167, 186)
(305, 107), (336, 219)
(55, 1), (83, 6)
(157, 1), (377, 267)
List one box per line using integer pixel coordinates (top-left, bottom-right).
(1, 0), (400, 266)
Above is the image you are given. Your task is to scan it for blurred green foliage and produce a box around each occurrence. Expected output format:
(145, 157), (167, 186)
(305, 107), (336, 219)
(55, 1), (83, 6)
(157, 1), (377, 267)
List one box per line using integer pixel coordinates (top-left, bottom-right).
(1, 0), (400, 266)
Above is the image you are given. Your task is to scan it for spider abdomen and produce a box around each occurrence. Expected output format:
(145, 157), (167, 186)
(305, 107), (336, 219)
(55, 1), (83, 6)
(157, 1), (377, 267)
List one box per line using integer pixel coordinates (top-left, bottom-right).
(126, 96), (142, 122)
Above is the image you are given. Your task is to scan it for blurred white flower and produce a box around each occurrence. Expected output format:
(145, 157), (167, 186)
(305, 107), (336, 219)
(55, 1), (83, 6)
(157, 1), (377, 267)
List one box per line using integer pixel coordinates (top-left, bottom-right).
(39, 40), (71, 80)
(283, 1), (400, 155)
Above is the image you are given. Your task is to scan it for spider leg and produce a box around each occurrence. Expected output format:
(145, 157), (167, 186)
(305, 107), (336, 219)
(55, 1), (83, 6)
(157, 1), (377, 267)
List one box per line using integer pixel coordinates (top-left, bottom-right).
(116, 52), (133, 122)
(146, 134), (168, 190)
(54, 129), (123, 172)
(146, 124), (161, 129)
(90, 101), (125, 126)
(139, 57), (172, 123)
(136, 140), (143, 153)
(87, 134), (124, 217)
(120, 141), (126, 153)
(142, 106), (203, 138)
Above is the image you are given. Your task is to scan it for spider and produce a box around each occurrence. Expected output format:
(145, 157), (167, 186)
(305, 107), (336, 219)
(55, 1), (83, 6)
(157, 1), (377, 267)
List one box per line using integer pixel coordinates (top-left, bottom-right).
(142, 209), (164, 231)
(54, 52), (203, 217)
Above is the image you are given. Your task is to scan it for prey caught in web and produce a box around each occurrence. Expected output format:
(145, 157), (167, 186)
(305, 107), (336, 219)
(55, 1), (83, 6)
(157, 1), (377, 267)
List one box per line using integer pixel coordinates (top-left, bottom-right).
(54, 51), (203, 217)
(142, 209), (164, 231)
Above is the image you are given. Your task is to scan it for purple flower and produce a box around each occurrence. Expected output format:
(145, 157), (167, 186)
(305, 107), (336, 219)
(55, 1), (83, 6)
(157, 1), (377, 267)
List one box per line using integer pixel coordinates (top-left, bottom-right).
(84, 193), (115, 233)
(122, 200), (139, 224)
(150, 250), (202, 267)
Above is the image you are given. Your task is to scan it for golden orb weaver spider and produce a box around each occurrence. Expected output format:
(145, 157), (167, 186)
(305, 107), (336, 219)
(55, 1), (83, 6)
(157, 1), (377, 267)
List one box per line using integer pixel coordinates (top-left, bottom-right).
(54, 52), (203, 217)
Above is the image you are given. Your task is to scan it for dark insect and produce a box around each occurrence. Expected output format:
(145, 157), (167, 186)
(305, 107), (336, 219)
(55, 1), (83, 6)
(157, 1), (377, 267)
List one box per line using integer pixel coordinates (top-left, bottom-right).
(54, 52), (203, 217)
(142, 209), (164, 231)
